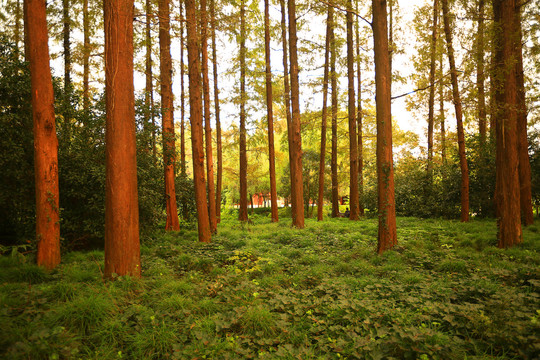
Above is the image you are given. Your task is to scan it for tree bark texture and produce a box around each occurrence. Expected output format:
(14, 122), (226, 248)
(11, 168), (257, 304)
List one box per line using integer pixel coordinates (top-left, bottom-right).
(145, 0), (155, 155)
(103, 0), (141, 278)
(186, 0), (211, 242)
(477, 0), (487, 144)
(442, 0), (470, 222)
(239, 0), (248, 222)
(330, 9), (339, 218)
(373, 0), (397, 254)
(356, 0), (364, 216)
(83, 0), (90, 110)
(288, 0), (305, 228)
(158, 0), (180, 231)
(427, 0), (439, 177)
(264, 0), (279, 222)
(317, 5), (332, 222)
(180, 0), (186, 175)
(347, 0), (359, 221)
(493, 0), (522, 247)
(200, 0), (217, 233)
(26, 0), (61, 270)
(211, 0), (222, 223)
(62, 0), (72, 143)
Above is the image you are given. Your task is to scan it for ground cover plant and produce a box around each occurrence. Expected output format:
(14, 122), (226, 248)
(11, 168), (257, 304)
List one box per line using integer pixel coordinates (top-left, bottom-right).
(1, 215), (539, 359)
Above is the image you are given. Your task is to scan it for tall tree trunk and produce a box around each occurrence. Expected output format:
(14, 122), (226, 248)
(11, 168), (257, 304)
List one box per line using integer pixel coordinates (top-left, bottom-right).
(62, 0), (71, 143)
(180, 1), (186, 176)
(388, 0), (393, 74)
(26, 0), (61, 270)
(373, 0), (397, 254)
(159, 0), (180, 231)
(317, 5), (332, 222)
(442, 0), (470, 222)
(239, 0), (248, 222)
(186, 0), (211, 243)
(427, 0), (439, 177)
(211, 0), (222, 223)
(330, 6), (339, 218)
(103, 0), (141, 278)
(83, 0), (90, 110)
(439, 48), (446, 164)
(515, 5), (534, 225)
(288, 0), (305, 228)
(264, 0), (279, 222)
(200, 0), (217, 233)
(145, 0), (155, 155)
(356, 0), (364, 216)
(347, 0), (359, 221)
(493, 0), (522, 247)
(280, 0), (296, 218)
(477, 0), (487, 144)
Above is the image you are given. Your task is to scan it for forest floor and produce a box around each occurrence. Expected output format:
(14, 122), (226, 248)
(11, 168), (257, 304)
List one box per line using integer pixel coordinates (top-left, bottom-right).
(1, 212), (540, 359)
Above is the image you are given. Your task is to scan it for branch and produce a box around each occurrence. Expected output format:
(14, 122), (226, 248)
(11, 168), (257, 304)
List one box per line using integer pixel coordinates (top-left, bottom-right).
(391, 72), (454, 101)
(317, 0), (372, 28)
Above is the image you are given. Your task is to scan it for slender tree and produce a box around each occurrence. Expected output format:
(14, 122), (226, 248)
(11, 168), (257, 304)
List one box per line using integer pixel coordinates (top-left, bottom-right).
(317, 5), (332, 221)
(62, 0), (72, 144)
(103, 0), (141, 278)
(82, 0), (90, 110)
(373, 0), (397, 253)
(427, 0), (439, 177)
(356, 0), (364, 216)
(442, 0), (470, 222)
(288, 0), (305, 228)
(26, 0), (61, 270)
(180, 1), (186, 175)
(264, 0), (279, 222)
(145, 0), (155, 156)
(347, 0), (359, 221)
(200, 0), (217, 232)
(186, 0), (211, 242)
(280, 0), (296, 217)
(493, 0), (522, 247)
(514, 4), (533, 225)
(330, 6), (339, 218)
(158, 0), (180, 231)
(211, 0), (222, 223)
(477, 0), (487, 144)
(439, 48), (446, 164)
(239, 0), (248, 222)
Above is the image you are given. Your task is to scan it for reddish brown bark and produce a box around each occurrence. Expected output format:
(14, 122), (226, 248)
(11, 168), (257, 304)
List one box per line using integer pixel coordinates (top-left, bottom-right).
(200, 0), (217, 233)
(347, 0), (359, 221)
(427, 0), (439, 177)
(186, 0), (211, 242)
(330, 7), (339, 218)
(356, 0), (364, 217)
(477, 0), (487, 143)
(442, 0), (470, 222)
(493, 0), (522, 247)
(317, 5), (332, 222)
(83, 0), (90, 110)
(145, 0), (155, 155)
(158, 0), (180, 231)
(239, 0), (248, 222)
(211, 0), (222, 223)
(514, 6), (533, 226)
(26, 0), (61, 270)
(180, 1), (186, 175)
(373, 0), (397, 254)
(264, 0), (279, 222)
(103, 0), (141, 278)
(288, 0), (305, 228)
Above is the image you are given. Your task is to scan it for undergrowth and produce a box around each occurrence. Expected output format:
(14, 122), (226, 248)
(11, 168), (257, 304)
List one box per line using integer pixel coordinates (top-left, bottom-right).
(1, 216), (539, 359)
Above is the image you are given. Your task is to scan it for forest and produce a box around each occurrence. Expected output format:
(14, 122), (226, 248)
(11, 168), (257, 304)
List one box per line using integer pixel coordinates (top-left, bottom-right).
(0, 0), (539, 358)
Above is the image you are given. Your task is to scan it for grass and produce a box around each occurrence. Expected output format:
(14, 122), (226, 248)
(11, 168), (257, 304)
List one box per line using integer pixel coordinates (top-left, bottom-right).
(1, 215), (539, 359)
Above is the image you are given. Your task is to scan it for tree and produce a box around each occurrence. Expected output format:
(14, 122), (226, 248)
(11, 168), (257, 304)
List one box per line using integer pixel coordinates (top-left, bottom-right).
(427, 0), (439, 177)
(201, 0), (217, 232)
(145, 0), (156, 157)
(264, 0), (279, 222)
(317, 5), (332, 221)
(179, 0), (186, 175)
(186, 0), (211, 242)
(347, 0), (360, 221)
(82, 0), (90, 110)
(211, 0), (223, 223)
(288, 0), (305, 228)
(492, 0), (522, 247)
(330, 5), (339, 218)
(356, 0), (364, 217)
(103, 0), (141, 277)
(477, 0), (487, 144)
(373, 0), (397, 253)
(239, 0), (248, 222)
(25, 0), (61, 270)
(158, 0), (180, 231)
(442, 0), (470, 222)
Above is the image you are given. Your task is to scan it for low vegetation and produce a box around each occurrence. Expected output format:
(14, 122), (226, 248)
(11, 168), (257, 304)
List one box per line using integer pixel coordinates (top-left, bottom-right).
(1, 214), (539, 359)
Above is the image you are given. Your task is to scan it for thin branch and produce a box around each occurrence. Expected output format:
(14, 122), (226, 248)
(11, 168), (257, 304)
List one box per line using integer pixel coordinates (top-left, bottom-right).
(317, 0), (372, 28)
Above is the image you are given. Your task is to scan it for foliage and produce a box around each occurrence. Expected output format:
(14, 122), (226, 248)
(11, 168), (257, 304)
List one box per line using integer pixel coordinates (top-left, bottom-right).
(1, 217), (539, 359)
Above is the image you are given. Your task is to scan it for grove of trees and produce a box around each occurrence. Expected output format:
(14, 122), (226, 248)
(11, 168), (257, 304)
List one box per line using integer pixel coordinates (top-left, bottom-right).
(0, 0), (539, 272)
